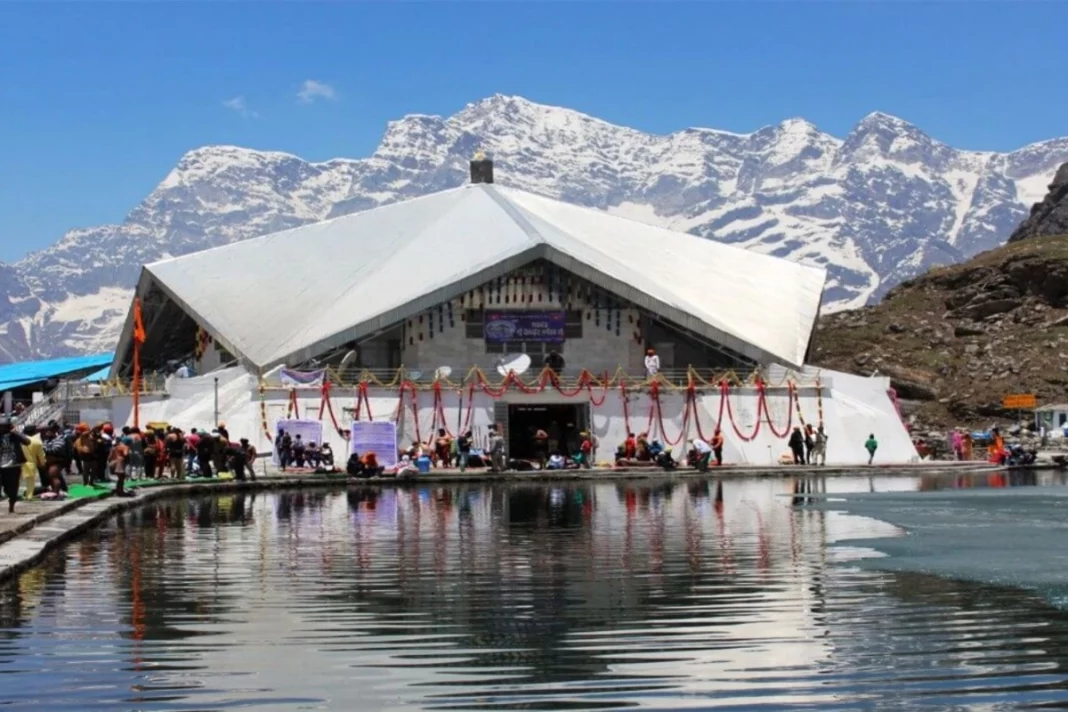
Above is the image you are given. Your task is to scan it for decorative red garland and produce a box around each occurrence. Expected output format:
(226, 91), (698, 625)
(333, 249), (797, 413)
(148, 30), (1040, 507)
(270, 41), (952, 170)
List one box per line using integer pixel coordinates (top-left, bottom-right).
(586, 372), (609, 407)
(317, 381), (345, 438)
(286, 388), (300, 419)
(761, 381), (793, 438)
(722, 381), (761, 442)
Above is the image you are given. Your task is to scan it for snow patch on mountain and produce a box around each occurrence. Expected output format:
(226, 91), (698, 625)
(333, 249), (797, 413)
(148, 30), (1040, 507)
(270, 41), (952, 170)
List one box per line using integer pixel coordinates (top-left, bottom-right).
(3, 93), (1068, 363)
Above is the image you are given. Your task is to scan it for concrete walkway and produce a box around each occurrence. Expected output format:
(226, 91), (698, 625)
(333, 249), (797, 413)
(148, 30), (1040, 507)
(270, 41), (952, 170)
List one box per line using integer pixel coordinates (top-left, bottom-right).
(0, 459), (1000, 585)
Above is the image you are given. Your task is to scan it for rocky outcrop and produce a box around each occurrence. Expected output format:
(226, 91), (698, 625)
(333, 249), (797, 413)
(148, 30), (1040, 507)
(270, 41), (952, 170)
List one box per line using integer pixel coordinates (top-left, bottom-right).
(1008, 162), (1068, 243)
(813, 233), (1068, 428)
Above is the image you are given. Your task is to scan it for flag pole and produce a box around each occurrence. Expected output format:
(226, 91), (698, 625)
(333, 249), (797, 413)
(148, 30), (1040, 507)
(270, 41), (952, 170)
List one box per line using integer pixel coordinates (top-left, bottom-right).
(132, 297), (146, 429)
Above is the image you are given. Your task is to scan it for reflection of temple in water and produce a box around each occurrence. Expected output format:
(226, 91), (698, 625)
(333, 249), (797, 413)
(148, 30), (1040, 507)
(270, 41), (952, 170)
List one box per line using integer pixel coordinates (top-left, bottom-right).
(13, 477), (1068, 708)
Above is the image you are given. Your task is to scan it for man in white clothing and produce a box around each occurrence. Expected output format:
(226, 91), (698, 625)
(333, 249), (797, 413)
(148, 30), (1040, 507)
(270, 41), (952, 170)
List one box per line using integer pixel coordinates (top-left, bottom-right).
(690, 438), (712, 472)
(644, 347), (660, 378)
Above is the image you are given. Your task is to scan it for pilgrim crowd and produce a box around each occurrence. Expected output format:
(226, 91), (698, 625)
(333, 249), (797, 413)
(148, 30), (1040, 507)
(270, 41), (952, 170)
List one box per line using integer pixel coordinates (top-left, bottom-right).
(0, 416), (262, 514)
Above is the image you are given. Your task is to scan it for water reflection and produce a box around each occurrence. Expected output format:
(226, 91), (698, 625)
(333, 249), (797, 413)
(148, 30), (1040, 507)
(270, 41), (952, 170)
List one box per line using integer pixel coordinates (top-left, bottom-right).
(2, 476), (1068, 709)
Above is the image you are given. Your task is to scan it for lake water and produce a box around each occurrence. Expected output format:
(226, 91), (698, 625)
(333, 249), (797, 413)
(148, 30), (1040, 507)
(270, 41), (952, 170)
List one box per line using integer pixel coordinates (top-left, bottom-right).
(5, 473), (1068, 710)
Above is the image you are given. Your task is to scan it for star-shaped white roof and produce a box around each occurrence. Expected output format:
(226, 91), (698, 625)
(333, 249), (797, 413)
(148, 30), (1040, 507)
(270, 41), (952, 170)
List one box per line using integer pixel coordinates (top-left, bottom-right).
(133, 183), (826, 370)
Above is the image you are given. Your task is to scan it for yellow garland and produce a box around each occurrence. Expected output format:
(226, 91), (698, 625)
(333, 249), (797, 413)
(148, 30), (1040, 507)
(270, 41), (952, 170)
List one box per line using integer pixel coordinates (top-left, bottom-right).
(258, 381), (273, 440)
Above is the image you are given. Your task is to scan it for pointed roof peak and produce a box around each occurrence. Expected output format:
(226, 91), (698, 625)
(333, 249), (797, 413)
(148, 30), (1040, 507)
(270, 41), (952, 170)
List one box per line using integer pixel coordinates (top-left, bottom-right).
(138, 184), (824, 371)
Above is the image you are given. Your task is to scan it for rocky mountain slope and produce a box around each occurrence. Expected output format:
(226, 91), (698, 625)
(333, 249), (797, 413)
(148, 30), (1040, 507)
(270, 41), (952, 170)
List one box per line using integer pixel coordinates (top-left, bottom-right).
(3, 94), (1068, 362)
(814, 225), (1068, 427)
(1008, 162), (1068, 243)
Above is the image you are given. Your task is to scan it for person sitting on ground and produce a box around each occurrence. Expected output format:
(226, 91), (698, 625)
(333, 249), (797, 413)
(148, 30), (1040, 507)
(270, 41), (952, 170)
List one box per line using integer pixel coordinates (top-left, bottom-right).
(306, 442), (320, 469)
(624, 432), (637, 460)
(320, 442), (334, 469)
(547, 452), (566, 470)
(656, 447), (677, 471)
(396, 454), (418, 477)
(636, 433), (651, 461)
(346, 451), (364, 477)
(614, 444), (627, 465)
(361, 451), (382, 477)
(407, 441), (423, 460)
(648, 439), (664, 459)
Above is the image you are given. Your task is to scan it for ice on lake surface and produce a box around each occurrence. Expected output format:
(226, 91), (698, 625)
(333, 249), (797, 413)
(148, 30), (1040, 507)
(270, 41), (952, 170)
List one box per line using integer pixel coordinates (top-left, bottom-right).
(4, 473), (1068, 710)
(818, 473), (1068, 607)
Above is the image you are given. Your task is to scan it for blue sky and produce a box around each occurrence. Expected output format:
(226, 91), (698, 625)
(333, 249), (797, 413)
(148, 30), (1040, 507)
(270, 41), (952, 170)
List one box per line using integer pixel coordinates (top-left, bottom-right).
(1, 1), (1065, 263)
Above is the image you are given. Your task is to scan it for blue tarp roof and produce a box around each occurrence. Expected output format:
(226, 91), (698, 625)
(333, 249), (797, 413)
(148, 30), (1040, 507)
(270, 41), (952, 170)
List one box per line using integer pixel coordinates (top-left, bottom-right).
(0, 353), (113, 392)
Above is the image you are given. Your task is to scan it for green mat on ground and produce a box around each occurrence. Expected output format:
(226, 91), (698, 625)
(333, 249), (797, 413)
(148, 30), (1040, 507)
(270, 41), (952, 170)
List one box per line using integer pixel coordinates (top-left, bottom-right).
(66, 484), (111, 500)
(63, 474), (234, 501)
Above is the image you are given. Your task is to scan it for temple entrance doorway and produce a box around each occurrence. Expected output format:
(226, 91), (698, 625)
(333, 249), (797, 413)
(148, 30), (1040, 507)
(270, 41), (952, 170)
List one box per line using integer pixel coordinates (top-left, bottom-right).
(507, 403), (589, 460)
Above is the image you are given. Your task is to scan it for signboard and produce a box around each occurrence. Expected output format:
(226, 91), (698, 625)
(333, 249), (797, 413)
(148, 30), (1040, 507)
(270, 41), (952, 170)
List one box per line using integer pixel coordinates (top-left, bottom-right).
(349, 420), (398, 469)
(1002, 394), (1037, 409)
(484, 311), (565, 343)
(272, 419), (324, 465)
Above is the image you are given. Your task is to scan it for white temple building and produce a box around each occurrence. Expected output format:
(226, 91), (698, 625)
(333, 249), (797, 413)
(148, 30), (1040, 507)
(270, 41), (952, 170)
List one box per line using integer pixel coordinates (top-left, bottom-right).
(85, 159), (916, 467)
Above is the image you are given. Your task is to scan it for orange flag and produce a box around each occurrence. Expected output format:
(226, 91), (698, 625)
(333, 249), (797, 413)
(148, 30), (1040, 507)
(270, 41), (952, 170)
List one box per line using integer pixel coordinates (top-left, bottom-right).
(133, 297), (146, 345)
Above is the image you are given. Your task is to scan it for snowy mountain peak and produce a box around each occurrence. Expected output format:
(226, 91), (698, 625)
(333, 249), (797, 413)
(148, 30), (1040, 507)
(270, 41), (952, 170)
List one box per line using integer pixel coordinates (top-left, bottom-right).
(2, 95), (1067, 363)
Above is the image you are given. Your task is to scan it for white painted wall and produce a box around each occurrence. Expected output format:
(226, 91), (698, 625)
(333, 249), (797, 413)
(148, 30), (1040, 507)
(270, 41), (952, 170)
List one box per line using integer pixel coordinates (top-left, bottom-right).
(67, 366), (916, 466)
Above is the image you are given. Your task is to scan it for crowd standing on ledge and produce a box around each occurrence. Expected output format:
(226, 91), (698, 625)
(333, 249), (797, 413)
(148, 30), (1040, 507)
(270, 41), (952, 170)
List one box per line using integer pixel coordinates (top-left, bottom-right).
(0, 416), (268, 514)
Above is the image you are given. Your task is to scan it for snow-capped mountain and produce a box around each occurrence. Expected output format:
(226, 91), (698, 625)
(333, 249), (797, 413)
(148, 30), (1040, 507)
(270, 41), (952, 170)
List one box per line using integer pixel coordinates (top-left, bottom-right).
(2, 94), (1066, 363)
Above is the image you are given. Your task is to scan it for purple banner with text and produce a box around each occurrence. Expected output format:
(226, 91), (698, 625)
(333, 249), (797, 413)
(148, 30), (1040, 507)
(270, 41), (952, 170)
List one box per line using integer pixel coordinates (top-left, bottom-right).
(484, 311), (565, 343)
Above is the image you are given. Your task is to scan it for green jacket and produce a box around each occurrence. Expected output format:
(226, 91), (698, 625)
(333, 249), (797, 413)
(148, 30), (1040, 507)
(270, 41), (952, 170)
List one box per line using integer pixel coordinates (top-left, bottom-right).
(865, 437), (878, 453)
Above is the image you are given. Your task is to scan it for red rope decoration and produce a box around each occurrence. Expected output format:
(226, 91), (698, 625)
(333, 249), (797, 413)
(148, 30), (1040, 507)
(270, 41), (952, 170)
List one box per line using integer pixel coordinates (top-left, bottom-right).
(286, 388), (300, 420)
(722, 381), (761, 442)
(760, 381), (793, 439)
(361, 382), (373, 421)
(690, 386), (710, 442)
(620, 382), (631, 435)
(318, 381), (345, 437)
(587, 372), (609, 407)
(478, 371), (510, 398)
(652, 380), (690, 447)
(553, 370), (588, 397)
